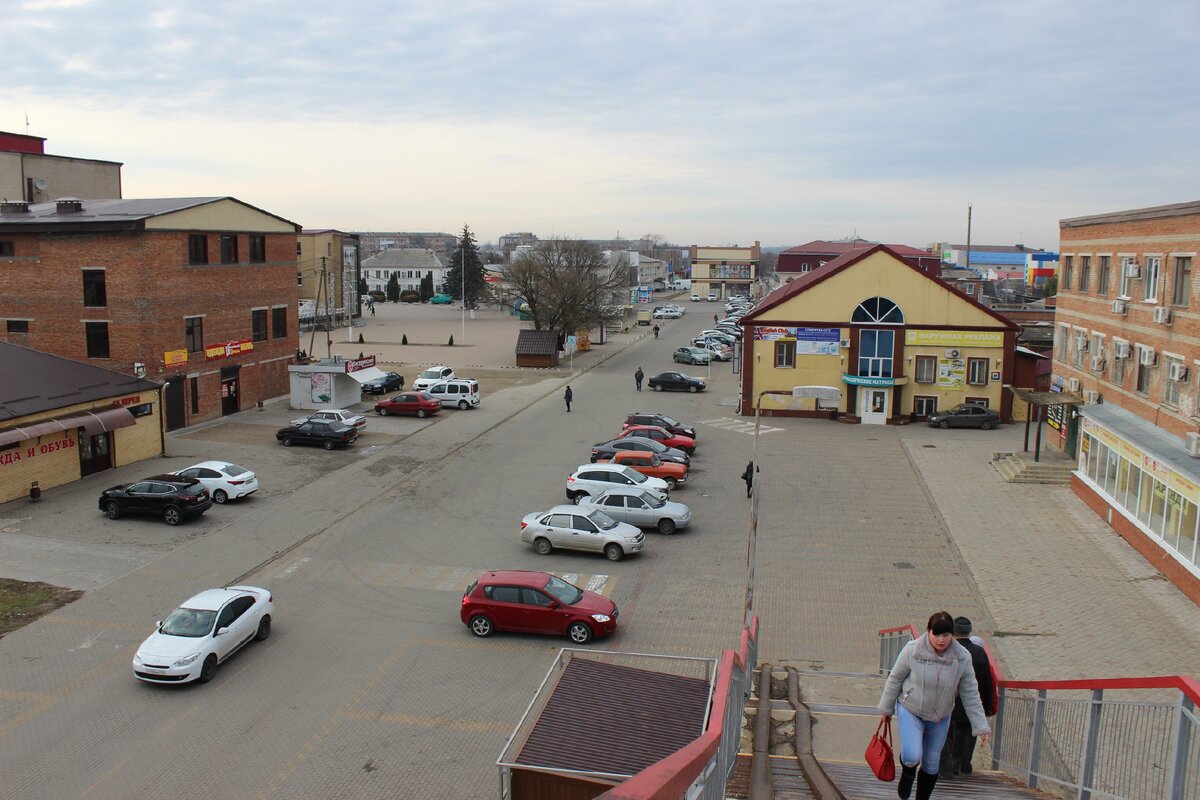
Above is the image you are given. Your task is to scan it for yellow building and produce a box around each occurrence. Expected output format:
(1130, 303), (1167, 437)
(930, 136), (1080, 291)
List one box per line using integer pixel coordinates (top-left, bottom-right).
(690, 242), (760, 302)
(297, 229), (361, 314)
(738, 245), (1019, 423)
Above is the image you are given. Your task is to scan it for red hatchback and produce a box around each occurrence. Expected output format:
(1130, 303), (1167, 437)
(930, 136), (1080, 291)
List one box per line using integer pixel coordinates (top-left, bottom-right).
(618, 424), (696, 454)
(374, 391), (441, 417)
(461, 570), (618, 644)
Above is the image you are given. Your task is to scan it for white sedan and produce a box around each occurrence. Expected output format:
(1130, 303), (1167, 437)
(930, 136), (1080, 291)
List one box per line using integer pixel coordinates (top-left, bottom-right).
(171, 461), (259, 504)
(653, 308), (683, 319)
(132, 586), (274, 684)
(520, 505), (645, 561)
(290, 408), (366, 429)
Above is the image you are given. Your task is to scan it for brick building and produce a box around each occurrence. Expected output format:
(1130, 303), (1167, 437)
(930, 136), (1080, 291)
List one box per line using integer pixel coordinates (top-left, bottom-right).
(777, 239), (941, 276)
(0, 197), (301, 431)
(1055, 200), (1200, 602)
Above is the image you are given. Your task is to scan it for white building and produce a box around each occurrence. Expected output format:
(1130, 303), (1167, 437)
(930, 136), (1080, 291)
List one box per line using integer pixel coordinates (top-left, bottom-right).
(360, 248), (446, 294)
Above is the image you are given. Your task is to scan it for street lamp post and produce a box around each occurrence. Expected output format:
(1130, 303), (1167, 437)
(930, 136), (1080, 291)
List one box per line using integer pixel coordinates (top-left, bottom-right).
(461, 248), (466, 345)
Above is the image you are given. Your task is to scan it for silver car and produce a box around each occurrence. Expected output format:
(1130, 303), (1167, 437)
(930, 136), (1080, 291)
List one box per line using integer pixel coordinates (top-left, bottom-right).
(579, 487), (692, 535)
(520, 504), (646, 561)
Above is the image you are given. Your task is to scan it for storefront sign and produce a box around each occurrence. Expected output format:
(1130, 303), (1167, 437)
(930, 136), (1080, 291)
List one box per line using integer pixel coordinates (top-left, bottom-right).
(164, 349), (188, 367)
(842, 374), (896, 387)
(114, 395), (142, 407)
(0, 435), (75, 467)
(937, 358), (965, 388)
(904, 330), (1004, 348)
(754, 327), (840, 354)
(344, 356), (377, 373)
(204, 339), (253, 361)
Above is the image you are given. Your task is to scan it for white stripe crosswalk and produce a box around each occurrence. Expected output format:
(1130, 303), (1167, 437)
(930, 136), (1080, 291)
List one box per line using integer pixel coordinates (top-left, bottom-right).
(698, 416), (783, 435)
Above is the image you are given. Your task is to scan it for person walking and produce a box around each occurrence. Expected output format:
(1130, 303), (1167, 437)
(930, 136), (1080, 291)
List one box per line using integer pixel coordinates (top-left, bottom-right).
(741, 461), (755, 498)
(940, 617), (995, 779)
(713, 313), (719, 325)
(634, 367), (644, 391)
(564, 385), (573, 413)
(652, 324), (660, 339)
(877, 611), (991, 800)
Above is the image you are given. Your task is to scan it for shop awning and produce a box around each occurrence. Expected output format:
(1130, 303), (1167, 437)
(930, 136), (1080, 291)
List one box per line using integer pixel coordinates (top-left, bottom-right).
(345, 367), (389, 385)
(0, 407), (136, 446)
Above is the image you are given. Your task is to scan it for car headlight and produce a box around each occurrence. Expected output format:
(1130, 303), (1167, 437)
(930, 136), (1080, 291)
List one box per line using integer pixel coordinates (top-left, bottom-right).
(173, 653), (201, 668)
(625, 536), (640, 543)
(591, 614), (611, 623)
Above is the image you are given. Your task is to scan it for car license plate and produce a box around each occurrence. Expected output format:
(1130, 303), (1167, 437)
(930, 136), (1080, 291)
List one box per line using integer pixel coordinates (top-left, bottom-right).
(142, 665), (166, 672)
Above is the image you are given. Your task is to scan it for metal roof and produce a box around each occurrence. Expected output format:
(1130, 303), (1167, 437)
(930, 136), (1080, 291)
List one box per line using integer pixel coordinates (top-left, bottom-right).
(0, 197), (300, 230)
(360, 248), (445, 269)
(0, 341), (159, 421)
(515, 329), (560, 355)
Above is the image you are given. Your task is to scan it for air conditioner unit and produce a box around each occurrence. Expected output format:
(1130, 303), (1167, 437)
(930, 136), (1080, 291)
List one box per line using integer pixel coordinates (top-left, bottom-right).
(1083, 389), (1101, 404)
(1111, 299), (1128, 314)
(1067, 377), (1081, 392)
(1114, 342), (1132, 359)
(1168, 362), (1189, 382)
(839, 338), (851, 348)
(1186, 432), (1200, 458)
(1090, 356), (1106, 372)
(1123, 260), (1141, 278)
(1139, 348), (1157, 366)
(945, 348), (960, 359)
(1153, 306), (1173, 324)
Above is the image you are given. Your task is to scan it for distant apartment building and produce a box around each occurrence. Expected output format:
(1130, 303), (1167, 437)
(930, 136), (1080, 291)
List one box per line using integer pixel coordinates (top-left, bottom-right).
(930, 242), (1055, 291)
(0, 130), (123, 203)
(361, 248), (446, 295)
(297, 229), (360, 314)
(690, 242), (760, 301)
(0, 196), (301, 431)
(499, 232), (539, 259)
(777, 239), (940, 276)
(354, 231), (457, 261)
(1054, 200), (1200, 603)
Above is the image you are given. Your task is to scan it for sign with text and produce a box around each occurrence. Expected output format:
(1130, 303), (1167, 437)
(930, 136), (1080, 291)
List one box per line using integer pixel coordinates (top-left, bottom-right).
(905, 330), (1004, 348)
(164, 349), (188, 367)
(344, 355), (377, 373)
(0, 434), (75, 467)
(204, 339), (253, 361)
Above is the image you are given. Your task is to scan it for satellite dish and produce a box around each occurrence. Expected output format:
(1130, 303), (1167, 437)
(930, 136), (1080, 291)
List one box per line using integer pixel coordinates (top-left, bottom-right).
(32, 178), (47, 191)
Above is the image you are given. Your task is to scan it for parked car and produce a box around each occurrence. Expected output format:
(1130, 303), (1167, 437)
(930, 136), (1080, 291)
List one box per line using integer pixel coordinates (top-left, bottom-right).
(374, 391), (442, 417)
(707, 293), (718, 302)
(425, 378), (481, 409)
(412, 365), (455, 390)
(927, 404), (1001, 430)
(690, 294), (701, 302)
(594, 450), (688, 489)
(653, 308), (682, 319)
(715, 323), (742, 337)
(578, 487), (692, 534)
(170, 461), (258, 504)
(621, 412), (696, 439)
(692, 339), (733, 361)
(648, 371), (707, 393)
(360, 371), (404, 394)
(673, 346), (711, 365)
(430, 293), (454, 304)
(275, 420), (360, 449)
(132, 586), (273, 684)
(460, 570), (617, 644)
(698, 329), (738, 346)
(520, 505), (645, 562)
(664, 304), (685, 315)
(290, 408), (366, 429)
(591, 436), (690, 466)
(618, 424), (697, 454)
(566, 463), (670, 503)
(99, 475), (213, 525)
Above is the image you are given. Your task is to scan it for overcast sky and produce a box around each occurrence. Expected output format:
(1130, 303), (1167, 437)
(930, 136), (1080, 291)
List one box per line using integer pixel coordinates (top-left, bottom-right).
(4, 0), (1197, 251)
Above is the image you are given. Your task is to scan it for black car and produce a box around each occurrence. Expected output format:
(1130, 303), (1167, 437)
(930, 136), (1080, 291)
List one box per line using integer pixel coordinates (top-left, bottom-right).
(275, 420), (360, 449)
(360, 371), (404, 394)
(622, 413), (696, 439)
(591, 437), (691, 465)
(648, 371), (707, 393)
(98, 475), (212, 526)
(927, 404), (1001, 430)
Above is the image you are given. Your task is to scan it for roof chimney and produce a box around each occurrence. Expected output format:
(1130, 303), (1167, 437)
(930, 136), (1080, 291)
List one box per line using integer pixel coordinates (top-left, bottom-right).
(1, 201), (30, 214)
(56, 199), (83, 214)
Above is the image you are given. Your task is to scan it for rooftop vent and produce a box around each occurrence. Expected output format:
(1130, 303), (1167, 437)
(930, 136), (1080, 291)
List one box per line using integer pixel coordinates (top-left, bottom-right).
(1, 201), (31, 214)
(56, 199), (84, 214)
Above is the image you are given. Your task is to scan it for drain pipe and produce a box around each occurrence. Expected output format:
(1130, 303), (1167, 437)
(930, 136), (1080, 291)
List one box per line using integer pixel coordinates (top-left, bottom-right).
(788, 668), (847, 800)
(749, 664), (774, 800)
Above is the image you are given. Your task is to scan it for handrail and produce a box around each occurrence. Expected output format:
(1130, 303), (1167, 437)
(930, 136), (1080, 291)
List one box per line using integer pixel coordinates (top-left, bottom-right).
(1000, 674), (1200, 704)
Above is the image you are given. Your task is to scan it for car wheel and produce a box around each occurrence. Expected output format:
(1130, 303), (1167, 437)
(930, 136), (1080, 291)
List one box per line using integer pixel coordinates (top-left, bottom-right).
(654, 385), (663, 392)
(103, 500), (122, 520)
(664, 477), (678, 489)
(417, 409), (427, 418)
(281, 436), (292, 447)
(567, 621), (593, 645)
(980, 420), (995, 431)
(469, 615), (494, 637)
(688, 385), (698, 393)
(198, 654), (218, 683)
(604, 543), (624, 562)
(658, 518), (676, 535)
(163, 505), (183, 526)
(533, 538), (553, 556)
(378, 407), (389, 416)
(212, 489), (228, 504)
(938, 420), (950, 429)
(254, 615), (271, 641)
(458, 400), (469, 410)
(323, 439), (335, 450)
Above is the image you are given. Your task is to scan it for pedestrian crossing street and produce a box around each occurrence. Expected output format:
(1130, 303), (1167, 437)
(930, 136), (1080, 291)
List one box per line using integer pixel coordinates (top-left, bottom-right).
(697, 417), (784, 436)
(265, 556), (615, 596)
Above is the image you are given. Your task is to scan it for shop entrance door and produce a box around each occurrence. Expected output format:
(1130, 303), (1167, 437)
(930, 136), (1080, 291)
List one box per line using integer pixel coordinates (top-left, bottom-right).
(164, 377), (186, 431)
(860, 388), (888, 425)
(220, 366), (240, 416)
(78, 431), (112, 476)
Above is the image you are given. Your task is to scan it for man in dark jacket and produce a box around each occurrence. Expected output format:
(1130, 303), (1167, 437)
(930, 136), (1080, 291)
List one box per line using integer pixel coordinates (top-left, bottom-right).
(941, 616), (995, 778)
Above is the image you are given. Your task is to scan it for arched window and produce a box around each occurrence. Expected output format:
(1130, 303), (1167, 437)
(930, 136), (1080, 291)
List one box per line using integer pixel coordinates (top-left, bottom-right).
(852, 297), (905, 324)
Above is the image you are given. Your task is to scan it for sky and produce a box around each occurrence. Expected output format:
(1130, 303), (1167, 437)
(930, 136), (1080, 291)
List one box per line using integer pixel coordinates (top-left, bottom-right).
(4, 0), (1198, 252)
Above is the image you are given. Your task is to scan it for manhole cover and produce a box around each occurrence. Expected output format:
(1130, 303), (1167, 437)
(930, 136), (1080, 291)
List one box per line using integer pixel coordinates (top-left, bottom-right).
(894, 562), (915, 569)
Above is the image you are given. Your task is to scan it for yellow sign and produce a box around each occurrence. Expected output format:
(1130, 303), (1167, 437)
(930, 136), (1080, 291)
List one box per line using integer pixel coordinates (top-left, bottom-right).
(905, 330), (1004, 348)
(1170, 470), (1200, 504)
(164, 349), (188, 367)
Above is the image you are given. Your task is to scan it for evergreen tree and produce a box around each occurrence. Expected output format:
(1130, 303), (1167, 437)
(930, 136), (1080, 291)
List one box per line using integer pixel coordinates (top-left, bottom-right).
(420, 271), (434, 301)
(444, 224), (489, 308)
(357, 277), (368, 297)
(386, 273), (400, 302)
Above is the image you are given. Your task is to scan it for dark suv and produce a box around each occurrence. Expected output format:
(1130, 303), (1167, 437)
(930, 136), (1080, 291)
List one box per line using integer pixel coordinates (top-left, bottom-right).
(621, 412), (696, 440)
(275, 420), (360, 449)
(98, 475), (212, 525)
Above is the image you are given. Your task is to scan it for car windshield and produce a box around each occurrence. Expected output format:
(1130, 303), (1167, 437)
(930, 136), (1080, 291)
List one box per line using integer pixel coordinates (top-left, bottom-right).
(160, 606), (217, 637)
(221, 464), (248, 477)
(542, 574), (584, 605)
(419, 369), (443, 379)
(641, 492), (666, 508)
(586, 509), (620, 529)
(622, 467), (648, 484)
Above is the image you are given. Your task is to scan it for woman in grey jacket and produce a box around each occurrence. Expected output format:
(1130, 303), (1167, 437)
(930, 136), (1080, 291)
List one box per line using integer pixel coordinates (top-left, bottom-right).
(877, 611), (992, 800)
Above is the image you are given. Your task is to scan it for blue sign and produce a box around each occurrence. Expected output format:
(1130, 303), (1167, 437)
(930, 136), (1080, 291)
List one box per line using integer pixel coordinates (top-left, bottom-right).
(842, 373), (897, 387)
(968, 251), (1028, 266)
(1031, 252), (1059, 263)
(795, 327), (840, 342)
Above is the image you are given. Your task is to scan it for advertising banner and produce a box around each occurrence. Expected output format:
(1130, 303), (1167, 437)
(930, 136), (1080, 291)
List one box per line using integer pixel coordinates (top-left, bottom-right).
(309, 372), (331, 404)
(937, 358), (965, 388)
(164, 349), (188, 367)
(204, 339), (253, 361)
(905, 330), (1004, 348)
(344, 355), (377, 373)
(755, 327), (840, 354)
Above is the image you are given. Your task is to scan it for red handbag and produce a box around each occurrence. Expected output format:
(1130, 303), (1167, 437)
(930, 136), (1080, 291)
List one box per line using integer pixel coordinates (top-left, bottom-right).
(865, 717), (896, 781)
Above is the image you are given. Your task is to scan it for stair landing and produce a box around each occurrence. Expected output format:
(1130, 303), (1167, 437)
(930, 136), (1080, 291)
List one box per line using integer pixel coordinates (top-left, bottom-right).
(820, 761), (1059, 798)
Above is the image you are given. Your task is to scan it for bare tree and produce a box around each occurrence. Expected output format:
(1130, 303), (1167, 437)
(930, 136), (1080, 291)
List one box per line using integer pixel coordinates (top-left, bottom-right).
(497, 239), (629, 332)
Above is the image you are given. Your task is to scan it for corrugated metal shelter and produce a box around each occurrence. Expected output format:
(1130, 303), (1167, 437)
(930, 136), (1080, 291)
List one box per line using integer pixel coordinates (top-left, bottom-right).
(515, 329), (561, 368)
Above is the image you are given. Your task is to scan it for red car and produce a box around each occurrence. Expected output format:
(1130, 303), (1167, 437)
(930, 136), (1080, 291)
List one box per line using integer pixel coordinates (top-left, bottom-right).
(374, 392), (442, 418)
(618, 424), (696, 454)
(461, 570), (618, 644)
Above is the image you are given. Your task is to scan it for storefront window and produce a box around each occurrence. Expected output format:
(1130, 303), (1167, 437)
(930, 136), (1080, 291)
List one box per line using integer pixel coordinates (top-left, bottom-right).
(1179, 502), (1199, 565)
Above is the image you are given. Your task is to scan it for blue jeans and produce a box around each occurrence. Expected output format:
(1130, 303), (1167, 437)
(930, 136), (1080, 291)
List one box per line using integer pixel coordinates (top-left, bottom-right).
(895, 704), (951, 774)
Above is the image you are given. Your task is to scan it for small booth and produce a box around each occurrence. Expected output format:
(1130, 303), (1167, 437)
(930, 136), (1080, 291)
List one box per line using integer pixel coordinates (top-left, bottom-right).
(287, 355), (389, 410)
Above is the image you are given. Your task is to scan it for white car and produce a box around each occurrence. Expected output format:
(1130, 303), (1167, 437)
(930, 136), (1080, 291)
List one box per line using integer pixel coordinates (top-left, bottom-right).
(520, 505), (646, 561)
(170, 461), (259, 504)
(290, 408), (366, 429)
(412, 365), (455, 390)
(566, 463), (670, 504)
(653, 308), (683, 319)
(132, 586), (274, 684)
(707, 293), (718, 302)
(578, 487), (693, 535)
(690, 294), (701, 302)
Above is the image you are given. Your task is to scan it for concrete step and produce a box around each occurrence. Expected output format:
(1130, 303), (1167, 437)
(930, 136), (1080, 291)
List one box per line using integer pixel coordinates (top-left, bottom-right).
(990, 452), (1074, 485)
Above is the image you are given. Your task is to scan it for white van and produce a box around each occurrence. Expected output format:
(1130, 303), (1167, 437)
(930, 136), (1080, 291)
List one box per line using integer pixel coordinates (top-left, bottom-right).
(426, 379), (481, 409)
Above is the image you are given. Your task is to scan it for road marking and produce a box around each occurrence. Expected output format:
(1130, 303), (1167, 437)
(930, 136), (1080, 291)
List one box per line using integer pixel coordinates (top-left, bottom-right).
(698, 416), (783, 435)
(437, 567), (472, 591)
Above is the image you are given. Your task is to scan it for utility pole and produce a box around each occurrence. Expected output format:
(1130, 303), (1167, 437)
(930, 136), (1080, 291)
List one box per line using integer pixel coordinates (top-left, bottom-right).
(319, 256), (332, 359)
(965, 205), (973, 275)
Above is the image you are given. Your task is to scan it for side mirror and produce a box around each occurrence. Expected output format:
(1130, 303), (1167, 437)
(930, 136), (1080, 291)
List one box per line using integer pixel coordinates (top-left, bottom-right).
(155, 620), (162, 630)
(546, 601), (559, 610)
(215, 626), (230, 637)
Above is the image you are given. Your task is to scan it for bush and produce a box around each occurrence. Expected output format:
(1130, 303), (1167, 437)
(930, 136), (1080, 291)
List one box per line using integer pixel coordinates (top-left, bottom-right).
(358, 333), (364, 343)
(400, 290), (420, 303)
(448, 335), (455, 346)
(368, 290), (386, 303)
(402, 334), (408, 345)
